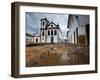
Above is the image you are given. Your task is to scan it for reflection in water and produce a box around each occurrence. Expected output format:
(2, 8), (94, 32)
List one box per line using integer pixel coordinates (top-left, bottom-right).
(26, 43), (89, 67)
(60, 51), (70, 62)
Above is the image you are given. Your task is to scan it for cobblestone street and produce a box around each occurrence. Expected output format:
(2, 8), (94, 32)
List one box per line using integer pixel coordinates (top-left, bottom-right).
(26, 43), (89, 67)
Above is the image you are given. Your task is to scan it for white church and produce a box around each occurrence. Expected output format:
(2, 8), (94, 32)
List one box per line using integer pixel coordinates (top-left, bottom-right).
(26, 18), (63, 44)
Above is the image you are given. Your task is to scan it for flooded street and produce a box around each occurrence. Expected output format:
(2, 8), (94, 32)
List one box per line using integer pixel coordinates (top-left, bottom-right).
(26, 43), (89, 67)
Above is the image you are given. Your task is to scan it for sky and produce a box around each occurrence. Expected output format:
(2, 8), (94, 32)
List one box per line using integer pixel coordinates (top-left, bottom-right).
(25, 12), (69, 39)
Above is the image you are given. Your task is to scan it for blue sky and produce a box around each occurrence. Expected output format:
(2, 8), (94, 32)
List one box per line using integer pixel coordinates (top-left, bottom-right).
(25, 12), (69, 39)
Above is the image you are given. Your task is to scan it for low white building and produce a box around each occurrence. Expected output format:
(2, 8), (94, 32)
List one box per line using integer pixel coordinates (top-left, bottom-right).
(26, 33), (33, 44)
(67, 15), (89, 45)
(33, 33), (40, 43)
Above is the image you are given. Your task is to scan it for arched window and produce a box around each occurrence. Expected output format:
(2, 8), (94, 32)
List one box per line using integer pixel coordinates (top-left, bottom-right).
(48, 30), (50, 35)
(51, 30), (53, 35)
(54, 30), (57, 35)
(43, 22), (44, 26)
(42, 31), (44, 36)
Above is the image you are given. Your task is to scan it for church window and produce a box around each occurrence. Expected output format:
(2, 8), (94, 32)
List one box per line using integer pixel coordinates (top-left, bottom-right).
(42, 31), (44, 36)
(48, 30), (50, 35)
(43, 22), (44, 26)
(54, 30), (57, 35)
(51, 25), (53, 27)
(51, 30), (53, 35)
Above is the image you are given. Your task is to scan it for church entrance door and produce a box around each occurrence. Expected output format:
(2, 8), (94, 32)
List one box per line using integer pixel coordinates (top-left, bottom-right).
(51, 37), (54, 43)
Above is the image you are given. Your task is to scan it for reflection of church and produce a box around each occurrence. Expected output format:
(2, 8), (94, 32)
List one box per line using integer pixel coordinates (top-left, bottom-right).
(26, 18), (62, 44)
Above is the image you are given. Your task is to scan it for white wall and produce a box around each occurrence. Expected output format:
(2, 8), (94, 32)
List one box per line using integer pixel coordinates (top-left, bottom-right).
(68, 15), (89, 43)
(78, 26), (86, 36)
(33, 36), (40, 43)
(40, 30), (46, 43)
(26, 36), (33, 43)
(0, 0), (100, 80)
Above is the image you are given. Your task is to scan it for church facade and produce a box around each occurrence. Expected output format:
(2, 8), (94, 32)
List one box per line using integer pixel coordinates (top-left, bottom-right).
(26, 18), (63, 44)
(40, 18), (62, 43)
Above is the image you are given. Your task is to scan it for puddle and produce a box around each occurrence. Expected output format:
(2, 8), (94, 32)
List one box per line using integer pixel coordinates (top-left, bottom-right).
(60, 51), (70, 62)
